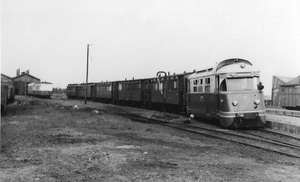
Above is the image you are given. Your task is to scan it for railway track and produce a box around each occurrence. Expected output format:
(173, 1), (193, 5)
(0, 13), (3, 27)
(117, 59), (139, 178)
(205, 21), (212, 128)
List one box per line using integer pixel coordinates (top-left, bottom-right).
(105, 105), (300, 159)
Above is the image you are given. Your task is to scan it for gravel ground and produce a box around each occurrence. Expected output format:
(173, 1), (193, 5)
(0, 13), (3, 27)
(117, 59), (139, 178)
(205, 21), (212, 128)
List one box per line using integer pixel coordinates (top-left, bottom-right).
(0, 95), (300, 182)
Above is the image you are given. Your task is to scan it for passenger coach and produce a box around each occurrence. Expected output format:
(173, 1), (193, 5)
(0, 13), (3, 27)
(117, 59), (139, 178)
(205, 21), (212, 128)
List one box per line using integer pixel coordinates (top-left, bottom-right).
(187, 58), (266, 128)
(28, 82), (53, 98)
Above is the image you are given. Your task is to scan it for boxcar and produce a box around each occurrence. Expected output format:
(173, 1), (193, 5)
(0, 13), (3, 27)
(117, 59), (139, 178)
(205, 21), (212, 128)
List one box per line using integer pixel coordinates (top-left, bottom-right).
(280, 84), (300, 110)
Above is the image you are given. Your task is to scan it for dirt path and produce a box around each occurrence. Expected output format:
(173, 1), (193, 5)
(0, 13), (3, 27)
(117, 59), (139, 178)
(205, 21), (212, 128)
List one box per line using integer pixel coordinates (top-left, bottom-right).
(0, 95), (300, 181)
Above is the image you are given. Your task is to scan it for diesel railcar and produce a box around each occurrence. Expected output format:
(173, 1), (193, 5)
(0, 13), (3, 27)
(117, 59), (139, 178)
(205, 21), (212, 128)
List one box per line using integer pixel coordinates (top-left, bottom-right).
(66, 58), (266, 128)
(187, 58), (266, 128)
(28, 82), (53, 98)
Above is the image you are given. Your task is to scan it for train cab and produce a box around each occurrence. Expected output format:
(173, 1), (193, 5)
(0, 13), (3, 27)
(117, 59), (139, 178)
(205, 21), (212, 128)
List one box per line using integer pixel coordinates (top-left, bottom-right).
(187, 58), (266, 128)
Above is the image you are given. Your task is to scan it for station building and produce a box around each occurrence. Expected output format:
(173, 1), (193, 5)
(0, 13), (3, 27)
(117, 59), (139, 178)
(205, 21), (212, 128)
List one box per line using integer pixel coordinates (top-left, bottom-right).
(12, 69), (40, 95)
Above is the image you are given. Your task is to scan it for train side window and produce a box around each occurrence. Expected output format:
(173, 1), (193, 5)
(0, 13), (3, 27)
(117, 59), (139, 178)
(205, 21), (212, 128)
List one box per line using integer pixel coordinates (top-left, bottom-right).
(193, 86), (197, 92)
(174, 81), (177, 89)
(118, 84), (122, 91)
(204, 78), (210, 92)
(193, 79), (198, 85)
(198, 86), (203, 92)
(220, 80), (227, 91)
(200, 79), (203, 85)
(205, 78), (210, 84)
(155, 83), (158, 90)
(159, 83), (163, 90)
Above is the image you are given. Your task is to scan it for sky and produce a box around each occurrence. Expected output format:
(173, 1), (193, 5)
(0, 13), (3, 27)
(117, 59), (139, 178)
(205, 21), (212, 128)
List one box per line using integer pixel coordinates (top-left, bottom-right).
(1, 0), (300, 96)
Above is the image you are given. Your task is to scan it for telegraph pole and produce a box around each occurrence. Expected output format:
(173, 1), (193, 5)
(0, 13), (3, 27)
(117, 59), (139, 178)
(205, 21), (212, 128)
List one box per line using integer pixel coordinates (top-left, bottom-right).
(85, 44), (92, 104)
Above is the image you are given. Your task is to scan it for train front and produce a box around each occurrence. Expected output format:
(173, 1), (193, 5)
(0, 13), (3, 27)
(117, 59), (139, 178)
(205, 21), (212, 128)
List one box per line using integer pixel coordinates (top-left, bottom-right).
(217, 59), (266, 128)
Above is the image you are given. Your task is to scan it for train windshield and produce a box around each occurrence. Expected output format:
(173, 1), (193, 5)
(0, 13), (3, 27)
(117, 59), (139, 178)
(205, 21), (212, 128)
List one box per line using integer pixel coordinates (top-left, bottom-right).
(221, 77), (258, 91)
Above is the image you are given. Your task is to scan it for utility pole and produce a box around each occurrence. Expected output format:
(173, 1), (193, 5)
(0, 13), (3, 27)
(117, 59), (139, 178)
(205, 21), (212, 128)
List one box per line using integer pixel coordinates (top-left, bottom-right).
(85, 44), (92, 104)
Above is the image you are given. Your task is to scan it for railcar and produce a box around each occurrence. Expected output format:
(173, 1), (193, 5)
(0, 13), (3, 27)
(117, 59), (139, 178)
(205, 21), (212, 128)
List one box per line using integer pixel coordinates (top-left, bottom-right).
(187, 58), (266, 128)
(150, 73), (191, 112)
(280, 84), (300, 110)
(27, 82), (53, 98)
(76, 83), (95, 99)
(94, 81), (113, 102)
(66, 84), (78, 99)
(114, 78), (152, 106)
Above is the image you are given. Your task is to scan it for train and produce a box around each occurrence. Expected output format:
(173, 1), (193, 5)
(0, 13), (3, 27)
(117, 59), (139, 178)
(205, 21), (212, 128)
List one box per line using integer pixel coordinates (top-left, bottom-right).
(66, 58), (267, 128)
(1, 84), (15, 112)
(280, 84), (300, 110)
(27, 82), (53, 98)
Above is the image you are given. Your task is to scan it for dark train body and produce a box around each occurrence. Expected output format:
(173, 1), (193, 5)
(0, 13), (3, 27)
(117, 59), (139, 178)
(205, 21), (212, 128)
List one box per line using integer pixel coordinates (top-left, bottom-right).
(66, 58), (266, 128)
(280, 84), (300, 110)
(1, 84), (15, 111)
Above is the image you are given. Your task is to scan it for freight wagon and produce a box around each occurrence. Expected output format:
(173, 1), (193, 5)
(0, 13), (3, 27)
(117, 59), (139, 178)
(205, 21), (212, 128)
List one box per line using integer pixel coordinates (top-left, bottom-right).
(280, 84), (300, 110)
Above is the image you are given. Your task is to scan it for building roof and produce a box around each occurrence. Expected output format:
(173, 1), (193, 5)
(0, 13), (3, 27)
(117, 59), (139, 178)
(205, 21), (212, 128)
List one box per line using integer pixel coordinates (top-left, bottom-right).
(273, 75), (294, 83)
(287, 75), (300, 85)
(1, 73), (12, 80)
(13, 73), (40, 81)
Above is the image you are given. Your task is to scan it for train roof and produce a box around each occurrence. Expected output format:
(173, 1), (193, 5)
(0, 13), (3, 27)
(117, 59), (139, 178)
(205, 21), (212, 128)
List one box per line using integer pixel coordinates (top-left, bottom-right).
(188, 58), (260, 79)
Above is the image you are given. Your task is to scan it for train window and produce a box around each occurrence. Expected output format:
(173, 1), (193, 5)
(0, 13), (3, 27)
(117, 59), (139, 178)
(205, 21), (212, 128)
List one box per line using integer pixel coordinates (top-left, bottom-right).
(198, 86), (203, 92)
(193, 86), (197, 92)
(118, 84), (122, 91)
(226, 77), (258, 91)
(200, 79), (203, 85)
(282, 88), (284, 93)
(159, 83), (163, 90)
(205, 78), (210, 84)
(174, 81), (177, 89)
(155, 83), (158, 90)
(205, 85), (210, 92)
(193, 79), (198, 85)
(220, 80), (227, 91)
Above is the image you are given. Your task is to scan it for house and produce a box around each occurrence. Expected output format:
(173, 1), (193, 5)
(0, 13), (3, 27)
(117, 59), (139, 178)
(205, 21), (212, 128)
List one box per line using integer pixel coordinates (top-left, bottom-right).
(12, 70), (40, 95)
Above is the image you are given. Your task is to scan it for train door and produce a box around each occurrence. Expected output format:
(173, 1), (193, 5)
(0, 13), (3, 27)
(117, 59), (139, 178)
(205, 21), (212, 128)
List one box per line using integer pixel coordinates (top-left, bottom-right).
(112, 82), (117, 102)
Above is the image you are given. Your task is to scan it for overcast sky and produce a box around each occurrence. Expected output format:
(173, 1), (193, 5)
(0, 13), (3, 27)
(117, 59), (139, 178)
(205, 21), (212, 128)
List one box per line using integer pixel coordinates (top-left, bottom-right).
(2, 0), (300, 95)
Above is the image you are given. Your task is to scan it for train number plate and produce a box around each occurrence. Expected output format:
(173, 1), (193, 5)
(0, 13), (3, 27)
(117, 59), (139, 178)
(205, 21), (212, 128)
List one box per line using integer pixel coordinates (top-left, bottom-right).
(244, 113), (256, 119)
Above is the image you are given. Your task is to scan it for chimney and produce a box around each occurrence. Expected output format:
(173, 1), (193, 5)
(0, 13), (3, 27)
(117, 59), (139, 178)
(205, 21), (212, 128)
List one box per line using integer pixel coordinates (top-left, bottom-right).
(26, 70), (29, 74)
(16, 69), (20, 76)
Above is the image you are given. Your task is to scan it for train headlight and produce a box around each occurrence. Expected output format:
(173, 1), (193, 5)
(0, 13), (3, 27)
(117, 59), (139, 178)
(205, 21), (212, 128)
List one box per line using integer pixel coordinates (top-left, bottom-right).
(232, 101), (238, 106)
(254, 99), (260, 105)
